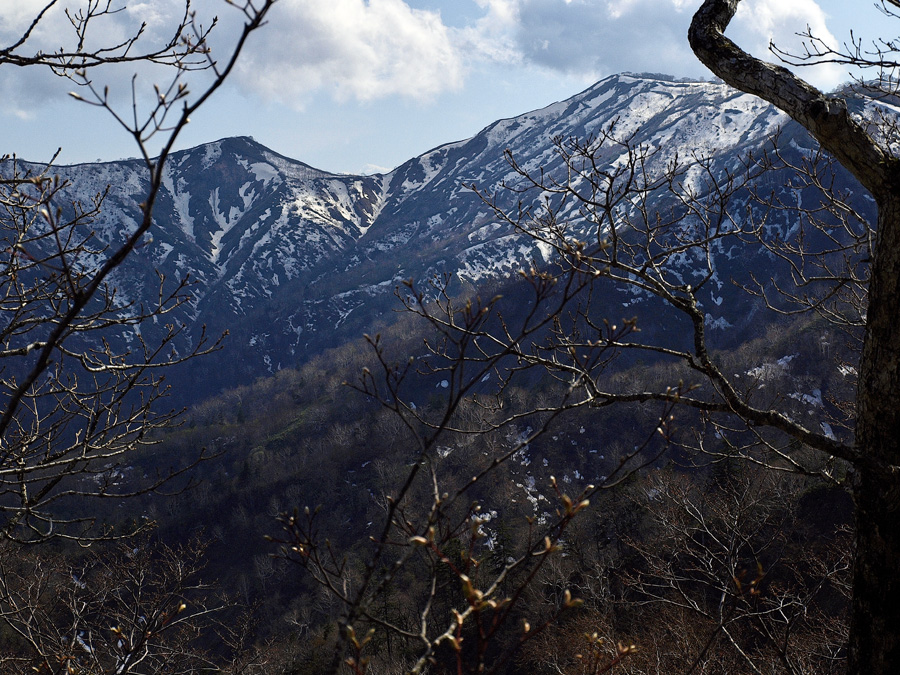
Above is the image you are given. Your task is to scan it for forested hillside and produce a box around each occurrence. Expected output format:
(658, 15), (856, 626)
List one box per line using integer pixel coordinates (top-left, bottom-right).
(132, 286), (855, 673)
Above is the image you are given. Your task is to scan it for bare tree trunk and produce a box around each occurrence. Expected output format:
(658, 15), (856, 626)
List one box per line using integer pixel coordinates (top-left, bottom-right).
(851, 190), (900, 673)
(851, 470), (900, 672)
(690, 1), (900, 672)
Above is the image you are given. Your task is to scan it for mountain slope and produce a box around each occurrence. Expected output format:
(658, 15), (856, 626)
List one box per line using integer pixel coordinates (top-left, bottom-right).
(5, 73), (862, 401)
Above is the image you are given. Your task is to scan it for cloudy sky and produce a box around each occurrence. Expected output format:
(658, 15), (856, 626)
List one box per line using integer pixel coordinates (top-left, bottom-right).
(0, 0), (889, 174)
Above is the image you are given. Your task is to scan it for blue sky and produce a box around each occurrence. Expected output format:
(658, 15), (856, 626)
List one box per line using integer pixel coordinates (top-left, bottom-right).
(0, 0), (890, 174)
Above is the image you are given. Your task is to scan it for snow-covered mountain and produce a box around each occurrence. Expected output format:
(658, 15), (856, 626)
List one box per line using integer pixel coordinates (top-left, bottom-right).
(4, 73), (866, 400)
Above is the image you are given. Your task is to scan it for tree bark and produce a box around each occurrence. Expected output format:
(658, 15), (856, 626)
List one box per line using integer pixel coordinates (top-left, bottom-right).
(688, 0), (892, 198)
(851, 189), (900, 673)
(690, 1), (900, 672)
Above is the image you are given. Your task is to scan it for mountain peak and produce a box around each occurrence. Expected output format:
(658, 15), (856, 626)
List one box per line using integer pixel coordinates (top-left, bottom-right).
(15, 73), (814, 400)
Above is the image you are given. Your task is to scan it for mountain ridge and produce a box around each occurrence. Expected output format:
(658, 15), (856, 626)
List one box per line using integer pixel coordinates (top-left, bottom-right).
(5, 73), (855, 402)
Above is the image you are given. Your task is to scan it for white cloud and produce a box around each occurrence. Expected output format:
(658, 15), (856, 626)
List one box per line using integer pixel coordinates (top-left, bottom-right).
(460, 0), (847, 89)
(0, 1), (70, 44)
(0, 1), (195, 58)
(457, 0), (523, 64)
(0, 0), (859, 128)
(233, 0), (465, 106)
(0, 1), (222, 116)
(732, 0), (845, 88)
(504, 0), (699, 79)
